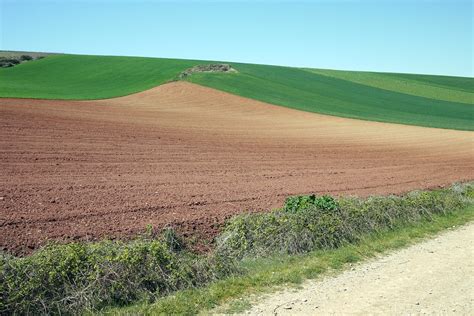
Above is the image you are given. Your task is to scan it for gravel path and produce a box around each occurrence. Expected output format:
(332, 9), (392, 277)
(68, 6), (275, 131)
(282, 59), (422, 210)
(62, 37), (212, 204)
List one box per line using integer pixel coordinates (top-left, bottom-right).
(244, 223), (474, 315)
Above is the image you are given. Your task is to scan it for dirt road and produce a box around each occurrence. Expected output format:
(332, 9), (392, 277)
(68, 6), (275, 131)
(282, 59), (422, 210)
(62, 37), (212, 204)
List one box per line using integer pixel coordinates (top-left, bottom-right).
(245, 223), (474, 315)
(1, 82), (473, 254)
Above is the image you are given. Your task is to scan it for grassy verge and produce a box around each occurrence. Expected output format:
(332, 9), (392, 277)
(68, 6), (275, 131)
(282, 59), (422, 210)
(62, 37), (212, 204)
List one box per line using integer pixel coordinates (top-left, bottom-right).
(1, 183), (472, 315)
(107, 205), (474, 315)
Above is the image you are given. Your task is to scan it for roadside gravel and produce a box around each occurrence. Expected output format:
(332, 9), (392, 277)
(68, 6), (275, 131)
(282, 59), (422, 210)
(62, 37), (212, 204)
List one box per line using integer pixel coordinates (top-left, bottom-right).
(244, 223), (474, 315)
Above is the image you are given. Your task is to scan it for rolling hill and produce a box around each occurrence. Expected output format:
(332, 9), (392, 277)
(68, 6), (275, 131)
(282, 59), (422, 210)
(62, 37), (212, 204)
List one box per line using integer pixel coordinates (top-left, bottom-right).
(0, 54), (472, 130)
(0, 54), (201, 99)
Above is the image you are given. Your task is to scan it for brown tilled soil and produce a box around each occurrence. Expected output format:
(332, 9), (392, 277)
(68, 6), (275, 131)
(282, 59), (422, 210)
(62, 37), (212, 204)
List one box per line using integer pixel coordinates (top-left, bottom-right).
(1, 82), (473, 254)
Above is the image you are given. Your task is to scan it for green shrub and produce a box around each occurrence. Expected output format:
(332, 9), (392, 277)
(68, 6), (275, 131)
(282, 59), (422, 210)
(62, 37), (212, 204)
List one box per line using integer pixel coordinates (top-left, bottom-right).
(0, 57), (20, 68)
(0, 236), (236, 315)
(217, 183), (472, 259)
(284, 194), (338, 213)
(20, 55), (33, 61)
(0, 57), (20, 64)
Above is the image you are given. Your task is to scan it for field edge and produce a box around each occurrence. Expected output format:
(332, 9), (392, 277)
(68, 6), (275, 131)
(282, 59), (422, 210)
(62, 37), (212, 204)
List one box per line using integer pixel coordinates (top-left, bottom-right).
(103, 205), (474, 315)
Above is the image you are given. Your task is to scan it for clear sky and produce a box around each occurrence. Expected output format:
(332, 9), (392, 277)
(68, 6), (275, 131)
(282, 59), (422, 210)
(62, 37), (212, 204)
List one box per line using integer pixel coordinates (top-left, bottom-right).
(1, 0), (472, 76)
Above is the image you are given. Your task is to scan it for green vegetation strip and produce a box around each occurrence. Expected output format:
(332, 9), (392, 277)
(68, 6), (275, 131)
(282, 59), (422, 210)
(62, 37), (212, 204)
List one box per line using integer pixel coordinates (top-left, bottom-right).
(1, 183), (472, 315)
(112, 205), (474, 315)
(187, 63), (474, 131)
(0, 229), (234, 315)
(1, 54), (472, 130)
(0, 55), (201, 100)
(305, 68), (474, 104)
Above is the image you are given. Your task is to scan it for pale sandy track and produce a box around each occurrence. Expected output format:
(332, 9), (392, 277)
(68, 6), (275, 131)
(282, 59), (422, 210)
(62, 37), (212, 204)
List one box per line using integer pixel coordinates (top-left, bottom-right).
(0, 82), (473, 254)
(243, 223), (474, 315)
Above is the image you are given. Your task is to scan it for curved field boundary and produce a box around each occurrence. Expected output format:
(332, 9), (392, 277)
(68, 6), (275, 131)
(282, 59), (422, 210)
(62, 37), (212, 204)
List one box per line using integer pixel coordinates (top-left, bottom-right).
(0, 54), (202, 99)
(187, 63), (474, 131)
(1, 82), (473, 254)
(304, 68), (474, 104)
(1, 54), (472, 130)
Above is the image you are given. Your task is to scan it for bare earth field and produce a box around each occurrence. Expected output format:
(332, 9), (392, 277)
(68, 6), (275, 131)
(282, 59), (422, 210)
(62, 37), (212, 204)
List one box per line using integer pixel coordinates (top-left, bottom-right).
(1, 82), (473, 254)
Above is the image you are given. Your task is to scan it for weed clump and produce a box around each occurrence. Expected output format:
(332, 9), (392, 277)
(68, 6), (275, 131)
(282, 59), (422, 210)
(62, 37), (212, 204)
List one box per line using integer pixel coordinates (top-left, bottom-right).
(284, 194), (338, 213)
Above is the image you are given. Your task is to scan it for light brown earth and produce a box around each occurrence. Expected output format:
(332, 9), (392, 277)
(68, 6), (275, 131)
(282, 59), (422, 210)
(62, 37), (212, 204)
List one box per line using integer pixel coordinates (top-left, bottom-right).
(0, 82), (473, 254)
(242, 223), (474, 315)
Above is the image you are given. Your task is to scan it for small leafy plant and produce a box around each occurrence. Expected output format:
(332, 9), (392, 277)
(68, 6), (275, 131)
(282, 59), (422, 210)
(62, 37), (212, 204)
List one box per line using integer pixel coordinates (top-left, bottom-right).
(284, 194), (338, 213)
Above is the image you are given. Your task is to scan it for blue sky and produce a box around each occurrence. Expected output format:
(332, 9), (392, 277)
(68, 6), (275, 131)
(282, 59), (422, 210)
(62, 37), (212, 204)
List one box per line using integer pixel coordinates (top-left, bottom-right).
(1, 0), (472, 76)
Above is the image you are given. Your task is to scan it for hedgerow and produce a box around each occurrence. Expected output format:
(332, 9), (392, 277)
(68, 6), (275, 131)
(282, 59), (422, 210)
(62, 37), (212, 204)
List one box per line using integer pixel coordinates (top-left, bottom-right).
(1, 182), (472, 314)
(216, 183), (473, 258)
(0, 233), (235, 315)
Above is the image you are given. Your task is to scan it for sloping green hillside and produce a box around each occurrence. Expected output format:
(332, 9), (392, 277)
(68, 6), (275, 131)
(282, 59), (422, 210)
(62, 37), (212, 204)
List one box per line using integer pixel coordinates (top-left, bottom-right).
(0, 54), (200, 99)
(0, 54), (472, 130)
(305, 68), (473, 104)
(187, 63), (473, 131)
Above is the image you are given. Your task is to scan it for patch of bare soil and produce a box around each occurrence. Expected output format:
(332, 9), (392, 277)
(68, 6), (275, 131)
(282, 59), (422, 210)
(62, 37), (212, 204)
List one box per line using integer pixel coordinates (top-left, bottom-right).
(0, 82), (473, 254)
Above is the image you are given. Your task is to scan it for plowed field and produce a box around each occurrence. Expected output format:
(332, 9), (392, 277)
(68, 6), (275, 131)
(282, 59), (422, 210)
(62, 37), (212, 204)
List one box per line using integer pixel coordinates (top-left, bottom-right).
(1, 82), (472, 254)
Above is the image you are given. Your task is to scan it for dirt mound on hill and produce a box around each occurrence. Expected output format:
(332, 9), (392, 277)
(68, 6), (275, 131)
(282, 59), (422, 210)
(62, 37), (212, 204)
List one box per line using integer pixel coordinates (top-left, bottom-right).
(178, 63), (237, 78)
